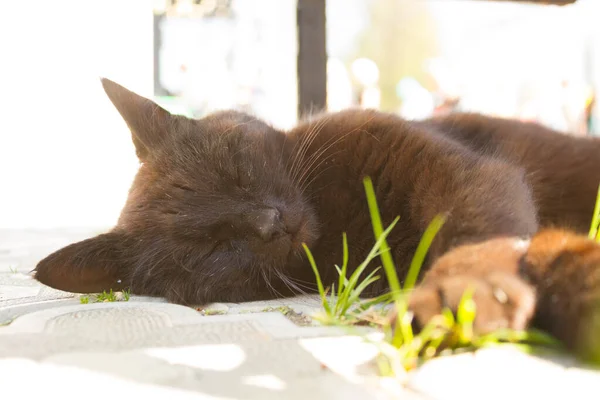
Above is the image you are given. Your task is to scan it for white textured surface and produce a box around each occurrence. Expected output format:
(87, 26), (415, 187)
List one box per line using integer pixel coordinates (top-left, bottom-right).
(0, 284), (41, 301)
(1, 229), (600, 399)
(408, 346), (600, 400)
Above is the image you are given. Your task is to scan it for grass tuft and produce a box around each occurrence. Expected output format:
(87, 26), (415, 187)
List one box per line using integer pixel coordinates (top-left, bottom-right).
(305, 175), (563, 375)
(79, 289), (131, 304)
(363, 177), (402, 298)
(304, 223), (397, 325)
(95, 289), (118, 302)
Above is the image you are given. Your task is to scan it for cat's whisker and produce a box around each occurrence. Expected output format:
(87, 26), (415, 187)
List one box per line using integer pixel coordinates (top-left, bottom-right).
(275, 269), (308, 295)
(286, 275), (318, 287)
(296, 142), (346, 193)
(289, 116), (330, 185)
(294, 124), (332, 185)
(286, 279), (314, 293)
(285, 118), (310, 172)
(230, 143), (254, 159)
(286, 279), (319, 293)
(169, 285), (186, 304)
(295, 116), (376, 191)
(286, 119), (316, 181)
(260, 268), (273, 295)
(288, 123), (318, 185)
(298, 157), (339, 196)
(292, 123), (334, 190)
(261, 268), (284, 299)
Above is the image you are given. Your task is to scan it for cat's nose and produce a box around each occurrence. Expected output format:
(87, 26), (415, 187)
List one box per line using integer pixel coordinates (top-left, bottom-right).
(247, 208), (285, 242)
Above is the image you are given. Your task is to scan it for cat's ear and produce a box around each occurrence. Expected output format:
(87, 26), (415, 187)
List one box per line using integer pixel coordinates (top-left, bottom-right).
(101, 77), (174, 160)
(33, 232), (129, 294)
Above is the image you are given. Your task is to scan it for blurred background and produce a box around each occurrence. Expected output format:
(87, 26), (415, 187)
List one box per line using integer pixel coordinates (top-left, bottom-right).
(1, 0), (599, 231)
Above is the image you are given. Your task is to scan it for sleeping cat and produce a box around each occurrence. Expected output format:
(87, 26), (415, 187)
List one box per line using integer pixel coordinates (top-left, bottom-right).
(34, 78), (600, 358)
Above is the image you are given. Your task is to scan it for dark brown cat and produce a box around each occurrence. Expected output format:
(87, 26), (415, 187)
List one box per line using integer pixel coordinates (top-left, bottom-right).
(34, 78), (600, 358)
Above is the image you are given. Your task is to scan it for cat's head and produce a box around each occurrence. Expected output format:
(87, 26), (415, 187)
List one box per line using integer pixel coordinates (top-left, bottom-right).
(33, 78), (319, 304)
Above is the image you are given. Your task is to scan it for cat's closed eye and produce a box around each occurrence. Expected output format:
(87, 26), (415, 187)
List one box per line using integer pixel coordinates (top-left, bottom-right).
(173, 183), (194, 192)
(236, 166), (252, 190)
(197, 241), (223, 264)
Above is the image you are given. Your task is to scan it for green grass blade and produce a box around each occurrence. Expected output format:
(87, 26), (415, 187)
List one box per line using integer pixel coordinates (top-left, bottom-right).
(303, 243), (332, 315)
(339, 233), (349, 298)
(330, 283), (337, 316)
(456, 286), (476, 325)
(351, 267), (382, 299)
(404, 213), (447, 290)
(456, 286), (476, 345)
(333, 216), (397, 317)
(334, 265), (350, 286)
(442, 308), (456, 326)
(337, 257), (377, 316)
(343, 276), (381, 315)
(354, 292), (394, 312)
(415, 314), (451, 343)
(589, 183), (600, 240)
(394, 308), (415, 347)
(476, 328), (563, 348)
(423, 328), (450, 360)
(363, 177), (402, 297)
(332, 266), (347, 316)
(364, 217), (400, 263)
(345, 269), (382, 313)
(343, 217), (399, 310)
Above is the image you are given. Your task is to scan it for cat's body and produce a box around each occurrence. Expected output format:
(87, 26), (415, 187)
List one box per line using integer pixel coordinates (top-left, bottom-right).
(288, 110), (538, 289)
(420, 114), (600, 231)
(285, 109), (600, 286)
(34, 79), (600, 357)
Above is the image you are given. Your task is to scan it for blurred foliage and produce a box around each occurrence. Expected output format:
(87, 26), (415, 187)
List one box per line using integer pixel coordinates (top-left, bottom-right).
(353, 0), (440, 111)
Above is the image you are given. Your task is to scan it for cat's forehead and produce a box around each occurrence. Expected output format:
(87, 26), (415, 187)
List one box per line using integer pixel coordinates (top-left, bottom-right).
(149, 111), (282, 172)
(201, 111), (264, 134)
(177, 111), (280, 154)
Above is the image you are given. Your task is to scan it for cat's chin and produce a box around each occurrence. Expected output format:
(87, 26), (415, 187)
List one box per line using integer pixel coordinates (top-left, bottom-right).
(259, 224), (318, 266)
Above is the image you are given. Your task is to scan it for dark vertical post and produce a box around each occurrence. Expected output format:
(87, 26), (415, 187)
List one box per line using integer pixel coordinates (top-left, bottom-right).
(153, 13), (165, 96)
(297, 0), (327, 119)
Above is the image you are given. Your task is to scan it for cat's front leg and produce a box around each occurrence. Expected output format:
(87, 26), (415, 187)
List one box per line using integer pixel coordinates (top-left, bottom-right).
(401, 230), (600, 360)
(521, 229), (600, 360)
(407, 237), (536, 334)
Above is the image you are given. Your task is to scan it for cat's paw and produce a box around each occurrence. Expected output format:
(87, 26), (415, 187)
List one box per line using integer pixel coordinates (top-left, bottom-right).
(394, 230), (600, 363)
(408, 271), (536, 334)
(402, 236), (536, 334)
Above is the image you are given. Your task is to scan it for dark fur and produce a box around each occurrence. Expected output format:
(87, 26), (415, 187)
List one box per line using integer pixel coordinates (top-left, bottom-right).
(34, 79), (600, 354)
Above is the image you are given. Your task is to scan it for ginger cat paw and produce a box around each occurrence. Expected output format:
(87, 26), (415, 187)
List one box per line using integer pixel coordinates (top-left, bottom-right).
(407, 237), (536, 334)
(397, 231), (600, 362)
(409, 272), (536, 334)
